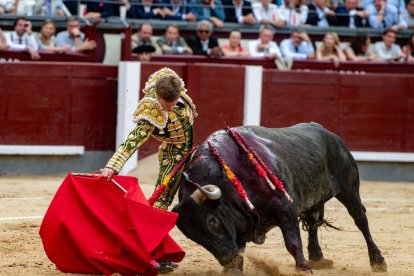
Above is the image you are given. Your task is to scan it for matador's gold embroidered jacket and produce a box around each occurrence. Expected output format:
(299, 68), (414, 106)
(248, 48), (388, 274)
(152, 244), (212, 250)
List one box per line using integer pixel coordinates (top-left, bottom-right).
(105, 68), (197, 173)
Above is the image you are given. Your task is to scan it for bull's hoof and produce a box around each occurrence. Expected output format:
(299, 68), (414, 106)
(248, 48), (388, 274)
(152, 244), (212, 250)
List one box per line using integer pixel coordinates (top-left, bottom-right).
(371, 259), (387, 272)
(308, 257), (334, 270)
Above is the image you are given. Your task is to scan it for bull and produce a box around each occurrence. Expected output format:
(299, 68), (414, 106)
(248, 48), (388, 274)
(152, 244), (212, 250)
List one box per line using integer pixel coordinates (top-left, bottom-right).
(172, 123), (387, 274)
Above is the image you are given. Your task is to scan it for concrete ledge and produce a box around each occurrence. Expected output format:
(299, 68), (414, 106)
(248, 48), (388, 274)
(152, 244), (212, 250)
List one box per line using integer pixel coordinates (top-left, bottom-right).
(351, 151), (414, 162)
(0, 151), (113, 175)
(0, 145), (85, 155)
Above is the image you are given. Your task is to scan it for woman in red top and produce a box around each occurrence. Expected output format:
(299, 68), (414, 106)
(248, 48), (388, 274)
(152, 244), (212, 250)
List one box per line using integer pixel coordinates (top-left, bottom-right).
(221, 29), (249, 57)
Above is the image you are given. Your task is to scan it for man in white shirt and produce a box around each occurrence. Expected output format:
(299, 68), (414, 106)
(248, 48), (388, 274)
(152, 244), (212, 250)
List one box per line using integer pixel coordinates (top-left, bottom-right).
(248, 25), (281, 58)
(252, 0), (286, 27)
(373, 29), (405, 61)
(4, 17), (40, 60)
(280, 28), (315, 60)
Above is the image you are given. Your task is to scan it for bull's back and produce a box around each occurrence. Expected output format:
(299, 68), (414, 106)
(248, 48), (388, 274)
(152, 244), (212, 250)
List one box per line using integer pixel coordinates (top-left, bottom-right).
(246, 123), (359, 212)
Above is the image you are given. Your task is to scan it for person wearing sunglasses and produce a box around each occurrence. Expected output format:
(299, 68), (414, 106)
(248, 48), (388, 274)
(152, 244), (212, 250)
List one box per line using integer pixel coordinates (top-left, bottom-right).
(186, 20), (222, 57)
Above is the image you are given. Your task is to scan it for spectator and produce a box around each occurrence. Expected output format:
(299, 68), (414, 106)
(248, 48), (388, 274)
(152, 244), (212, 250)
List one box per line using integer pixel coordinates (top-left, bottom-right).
(132, 23), (157, 53)
(0, 28), (9, 50)
(132, 44), (156, 61)
(403, 32), (414, 61)
(41, 0), (72, 17)
(366, 0), (406, 30)
(281, 0), (309, 27)
(248, 25), (281, 58)
(316, 31), (346, 66)
(332, 0), (368, 28)
(75, 1), (118, 19)
(159, 0), (197, 21)
(55, 16), (97, 53)
(343, 33), (379, 61)
(156, 24), (193, 54)
(401, 0), (414, 29)
(221, 29), (249, 56)
(37, 19), (71, 53)
(279, 28), (315, 60)
(223, 0), (256, 25)
(362, 0), (406, 14)
(4, 17), (40, 60)
(130, 0), (164, 19)
(188, 0), (226, 28)
(14, 0), (44, 16)
(0, 0), (14, 14)
(252, 0), (286, 27)
(373, 28), (405, 61)
(186, 20), (221, 57)
(306, 0), (335, 27)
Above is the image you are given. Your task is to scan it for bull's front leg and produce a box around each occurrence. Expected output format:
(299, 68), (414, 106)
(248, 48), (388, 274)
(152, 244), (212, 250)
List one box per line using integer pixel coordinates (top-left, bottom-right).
(278, 207), (312, 275)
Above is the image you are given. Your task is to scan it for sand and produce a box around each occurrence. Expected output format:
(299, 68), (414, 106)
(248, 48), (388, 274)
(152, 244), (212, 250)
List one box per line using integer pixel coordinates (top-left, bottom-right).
(1, 153), (414, 276)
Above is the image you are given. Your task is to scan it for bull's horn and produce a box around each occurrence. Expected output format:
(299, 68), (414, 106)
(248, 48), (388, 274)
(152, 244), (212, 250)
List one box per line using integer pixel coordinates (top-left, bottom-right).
(183, 172), (222, 204)
(190, 185), (222, 205)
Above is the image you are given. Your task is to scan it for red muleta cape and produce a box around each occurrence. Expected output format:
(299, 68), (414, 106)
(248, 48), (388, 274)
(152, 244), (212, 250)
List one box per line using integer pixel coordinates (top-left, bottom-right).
(39, 173), (185, 276)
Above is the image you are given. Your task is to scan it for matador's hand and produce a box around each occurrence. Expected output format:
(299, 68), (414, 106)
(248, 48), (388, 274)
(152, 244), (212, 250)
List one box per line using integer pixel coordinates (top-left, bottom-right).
(100, 168), (115, 180)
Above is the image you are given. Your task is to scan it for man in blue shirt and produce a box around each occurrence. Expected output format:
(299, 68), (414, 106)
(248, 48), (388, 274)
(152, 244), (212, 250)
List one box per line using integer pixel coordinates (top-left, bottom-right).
(188, 0), (226, 28)
(366, 0), (406, 30)
(55, 16), (96, 53)
(280, 28), (315, 60)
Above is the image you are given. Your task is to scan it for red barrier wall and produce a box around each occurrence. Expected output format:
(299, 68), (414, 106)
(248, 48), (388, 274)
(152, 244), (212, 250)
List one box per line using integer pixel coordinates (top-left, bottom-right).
(261, 70), (414, 152)
(0, 62), (118, 150)
(1, 62), (413, 161)
(186, 63), (245, 145)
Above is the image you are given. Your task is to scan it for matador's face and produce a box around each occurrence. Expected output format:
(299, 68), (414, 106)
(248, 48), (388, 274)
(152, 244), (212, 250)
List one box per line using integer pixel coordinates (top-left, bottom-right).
(158, 97), (179, 112)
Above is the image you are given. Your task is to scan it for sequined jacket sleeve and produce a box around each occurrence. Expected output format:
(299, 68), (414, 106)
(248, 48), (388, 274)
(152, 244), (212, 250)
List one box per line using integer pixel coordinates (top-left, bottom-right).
(105, 120), (155, 173)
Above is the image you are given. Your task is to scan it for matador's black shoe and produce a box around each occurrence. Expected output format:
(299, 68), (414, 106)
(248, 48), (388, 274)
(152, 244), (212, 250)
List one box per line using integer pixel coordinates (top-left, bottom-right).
(157, 260), (179, 269)
(154, 262), (174, 274)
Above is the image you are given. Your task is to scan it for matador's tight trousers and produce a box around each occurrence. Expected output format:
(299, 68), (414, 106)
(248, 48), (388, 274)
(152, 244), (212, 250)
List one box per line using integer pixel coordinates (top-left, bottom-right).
(152, 129), (193, 210)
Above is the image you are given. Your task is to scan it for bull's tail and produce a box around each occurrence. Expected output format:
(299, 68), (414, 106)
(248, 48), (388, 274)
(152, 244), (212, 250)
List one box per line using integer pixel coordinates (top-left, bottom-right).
(298, 217), (342, 232)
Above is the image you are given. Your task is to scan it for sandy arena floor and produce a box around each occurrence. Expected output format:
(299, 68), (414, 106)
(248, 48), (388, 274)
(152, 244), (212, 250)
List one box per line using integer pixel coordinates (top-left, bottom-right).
(1, 154), (414, 276)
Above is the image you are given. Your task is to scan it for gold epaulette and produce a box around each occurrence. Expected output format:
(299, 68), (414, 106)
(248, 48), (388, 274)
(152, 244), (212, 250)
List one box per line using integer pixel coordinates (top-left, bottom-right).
(133, 97), (168, 131)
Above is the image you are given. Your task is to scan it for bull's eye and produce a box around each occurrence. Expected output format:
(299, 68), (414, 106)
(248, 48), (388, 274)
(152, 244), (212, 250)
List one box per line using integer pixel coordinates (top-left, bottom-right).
(206, 214), (220, 231)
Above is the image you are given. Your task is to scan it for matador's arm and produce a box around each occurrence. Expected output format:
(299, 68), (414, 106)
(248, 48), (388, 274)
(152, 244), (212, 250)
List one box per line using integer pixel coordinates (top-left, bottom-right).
(105, 120), (155, 173)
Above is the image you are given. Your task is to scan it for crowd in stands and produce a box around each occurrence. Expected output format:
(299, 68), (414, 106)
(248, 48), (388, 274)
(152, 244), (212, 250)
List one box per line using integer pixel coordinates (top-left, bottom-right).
(0, 16), (96, 59)
(0, 0), (414, 64)
(130, 20), (414, 64)
(4, 0), (409, 30)
(1, 0), (413, 29)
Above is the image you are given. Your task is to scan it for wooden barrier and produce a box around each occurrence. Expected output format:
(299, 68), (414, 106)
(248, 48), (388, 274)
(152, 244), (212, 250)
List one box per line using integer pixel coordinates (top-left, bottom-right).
(0, 62), (118, 150)
(1, 62), (413, 158)
(0, 49), (91, 62)
(261, 69), (414, 152)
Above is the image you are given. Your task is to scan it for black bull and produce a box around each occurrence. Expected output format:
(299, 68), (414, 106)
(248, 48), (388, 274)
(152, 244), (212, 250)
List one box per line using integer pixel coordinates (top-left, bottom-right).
(172, 123), (387, 273)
